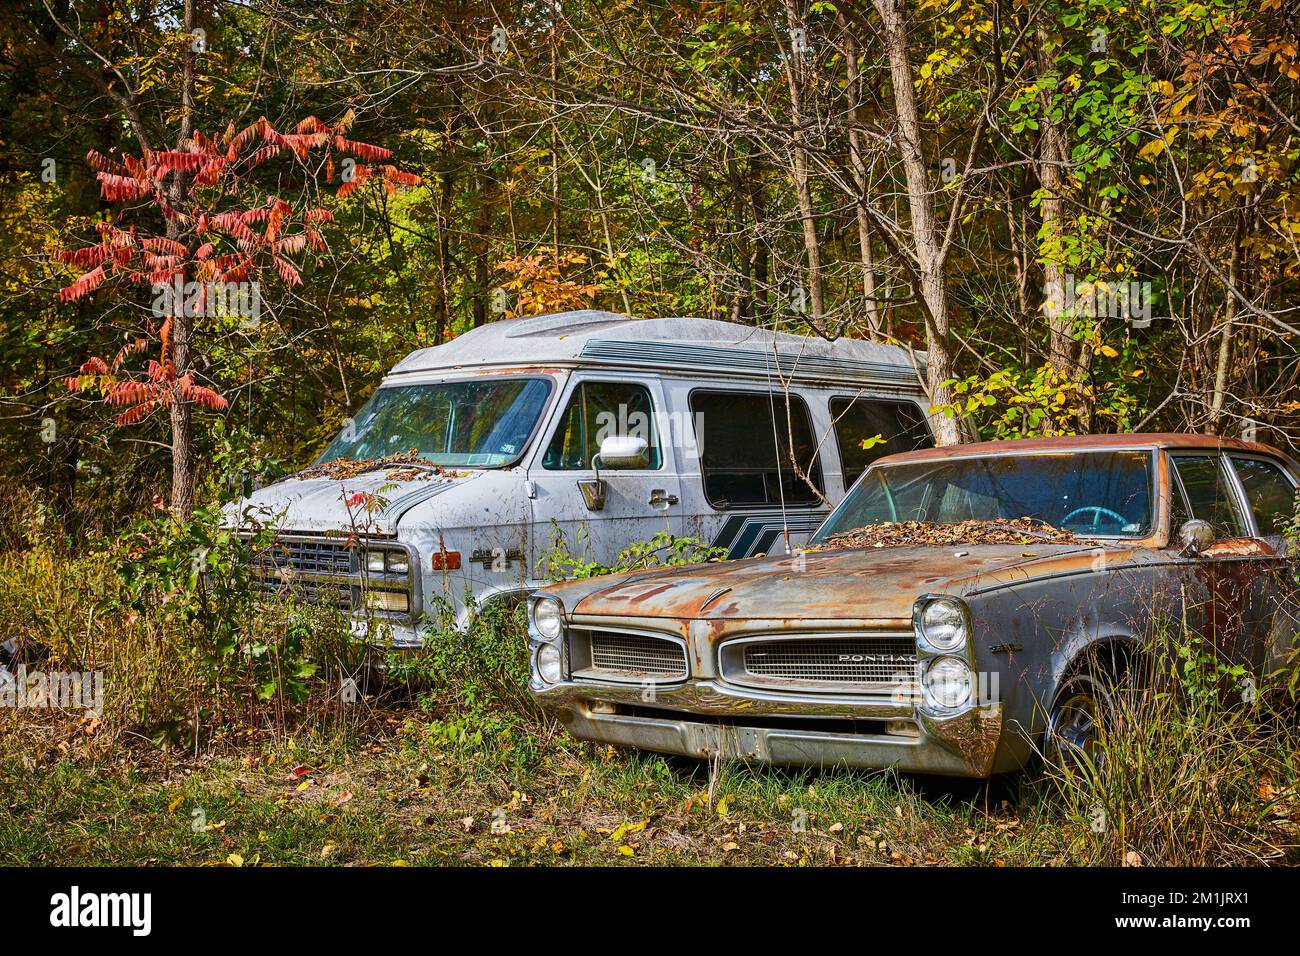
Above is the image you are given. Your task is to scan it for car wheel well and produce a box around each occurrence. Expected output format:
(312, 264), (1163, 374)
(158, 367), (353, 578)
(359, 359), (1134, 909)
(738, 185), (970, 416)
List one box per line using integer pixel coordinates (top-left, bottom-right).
(1063, 637), (1141, 686)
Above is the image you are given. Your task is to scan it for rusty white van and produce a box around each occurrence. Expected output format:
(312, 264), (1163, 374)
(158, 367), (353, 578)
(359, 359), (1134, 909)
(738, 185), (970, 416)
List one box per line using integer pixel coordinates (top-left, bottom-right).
(227, 310), (932, 645)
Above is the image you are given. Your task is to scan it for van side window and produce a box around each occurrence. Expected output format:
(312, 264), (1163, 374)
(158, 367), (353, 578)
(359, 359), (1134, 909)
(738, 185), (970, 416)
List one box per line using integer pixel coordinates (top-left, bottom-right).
(689, 390), (823, 508)
(1172, 455), (1247, 538)
(543, 381), (662, 470)
(1230, 457), (1297, 537)
(830, 397), (933, 487)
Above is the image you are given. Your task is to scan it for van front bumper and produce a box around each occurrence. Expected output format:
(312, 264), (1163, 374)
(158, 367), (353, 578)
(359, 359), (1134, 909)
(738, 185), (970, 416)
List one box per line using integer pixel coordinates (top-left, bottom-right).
(532, 679), (1003, 777)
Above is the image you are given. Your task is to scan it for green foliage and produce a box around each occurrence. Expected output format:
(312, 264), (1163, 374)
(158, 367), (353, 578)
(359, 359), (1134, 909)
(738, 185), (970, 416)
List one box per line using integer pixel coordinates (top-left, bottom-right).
(113, 505), (320, 709)
(539, 525), (728, 581)
(939, 348), (1142, 440)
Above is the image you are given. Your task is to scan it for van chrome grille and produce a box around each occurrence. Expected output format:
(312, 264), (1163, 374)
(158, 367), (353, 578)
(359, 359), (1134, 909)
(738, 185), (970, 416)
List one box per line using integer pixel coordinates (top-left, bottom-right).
(740, 637), (917, 686)
(252, 538), (354, 576)
(580, 631), (688, 680)
(247, 536), (356, 610)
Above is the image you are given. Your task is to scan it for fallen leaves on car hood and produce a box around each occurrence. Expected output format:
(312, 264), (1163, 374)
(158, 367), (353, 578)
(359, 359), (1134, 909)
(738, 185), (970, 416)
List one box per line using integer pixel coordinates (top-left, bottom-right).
(819, 517), (1080, 550)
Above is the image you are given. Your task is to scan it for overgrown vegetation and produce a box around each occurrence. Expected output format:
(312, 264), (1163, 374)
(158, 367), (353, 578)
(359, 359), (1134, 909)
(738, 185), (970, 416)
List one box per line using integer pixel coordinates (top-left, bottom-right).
(1042, 628), (1299, 866)
(1, 506), (1296, 867)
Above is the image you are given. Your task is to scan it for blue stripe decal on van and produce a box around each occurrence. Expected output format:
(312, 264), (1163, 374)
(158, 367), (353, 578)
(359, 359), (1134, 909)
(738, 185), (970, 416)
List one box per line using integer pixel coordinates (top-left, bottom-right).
(710, 513), (825, 558)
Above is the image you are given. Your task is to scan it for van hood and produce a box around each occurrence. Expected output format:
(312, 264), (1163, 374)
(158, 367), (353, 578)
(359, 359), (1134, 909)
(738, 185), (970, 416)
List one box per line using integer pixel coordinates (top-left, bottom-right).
(225, 468), (489, 535)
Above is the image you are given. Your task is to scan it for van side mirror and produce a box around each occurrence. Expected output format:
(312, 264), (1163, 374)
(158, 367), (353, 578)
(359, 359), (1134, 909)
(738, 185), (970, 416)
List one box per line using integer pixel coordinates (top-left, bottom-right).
(577, 435), (650, 512)
(1177, 519), (1216, 557)
(595, 435), (648, 470)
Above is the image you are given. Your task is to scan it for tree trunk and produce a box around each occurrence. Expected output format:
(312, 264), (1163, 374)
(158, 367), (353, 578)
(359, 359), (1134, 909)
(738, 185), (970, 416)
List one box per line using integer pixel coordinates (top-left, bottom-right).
(168, 0), (198, 515)
(1035, 26), (1075, 373)
(873, 0), (961, 445)
(1209, 209), (1246, 432)
(782, 0), (824, 323)
(839, 13), (882, 339)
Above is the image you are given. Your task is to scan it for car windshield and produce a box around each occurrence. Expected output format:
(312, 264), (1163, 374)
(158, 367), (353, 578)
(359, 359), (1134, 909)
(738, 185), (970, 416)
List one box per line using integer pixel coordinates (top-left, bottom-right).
(814, 450), (1155, 540)
(315, 377), (553, 468)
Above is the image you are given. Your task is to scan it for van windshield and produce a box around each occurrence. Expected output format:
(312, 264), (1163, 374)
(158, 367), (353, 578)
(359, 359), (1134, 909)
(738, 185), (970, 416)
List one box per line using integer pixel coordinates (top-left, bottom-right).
(316, 377), (553, 468)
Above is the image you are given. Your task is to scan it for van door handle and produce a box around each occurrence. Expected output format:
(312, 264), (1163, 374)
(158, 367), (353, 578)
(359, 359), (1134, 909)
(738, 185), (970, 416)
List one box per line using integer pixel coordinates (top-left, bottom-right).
(648, 489), (679, 507)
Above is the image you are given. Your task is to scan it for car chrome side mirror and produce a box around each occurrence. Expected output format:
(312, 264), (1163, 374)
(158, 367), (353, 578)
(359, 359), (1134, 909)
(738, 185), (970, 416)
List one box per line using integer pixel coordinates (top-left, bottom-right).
(1177, 519), (1216, 557)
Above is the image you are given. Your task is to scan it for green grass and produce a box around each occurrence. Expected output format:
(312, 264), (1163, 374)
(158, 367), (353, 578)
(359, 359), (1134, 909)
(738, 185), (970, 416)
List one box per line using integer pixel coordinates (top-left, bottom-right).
(0, 711), (1083, 866)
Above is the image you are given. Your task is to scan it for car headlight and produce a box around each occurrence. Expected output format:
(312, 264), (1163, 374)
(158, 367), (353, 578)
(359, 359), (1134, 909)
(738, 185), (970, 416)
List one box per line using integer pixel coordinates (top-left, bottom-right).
(923, 656), (973, 710)
(918, 597), (968, 652)
(533, 597), (564, 641)
(386, 553), (409, 575)
(536, 643), (563, 683)
(366, 551), (386, 573)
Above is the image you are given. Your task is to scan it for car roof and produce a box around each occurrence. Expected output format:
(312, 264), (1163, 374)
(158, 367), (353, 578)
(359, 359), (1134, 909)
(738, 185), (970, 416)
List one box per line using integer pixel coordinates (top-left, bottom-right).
(876, 432), (1290, 466)
(387, 310), (924, 387)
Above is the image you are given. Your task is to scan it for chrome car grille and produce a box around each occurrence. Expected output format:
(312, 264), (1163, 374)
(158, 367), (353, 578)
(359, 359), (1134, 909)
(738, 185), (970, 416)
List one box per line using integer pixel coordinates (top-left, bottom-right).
(726, 636), (918, 691)
(575, 630), (688, 681)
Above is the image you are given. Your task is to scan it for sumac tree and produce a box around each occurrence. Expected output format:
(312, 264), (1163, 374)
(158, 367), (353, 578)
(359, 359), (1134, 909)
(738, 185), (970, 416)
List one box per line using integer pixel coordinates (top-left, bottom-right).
(57, 114), (420, 514)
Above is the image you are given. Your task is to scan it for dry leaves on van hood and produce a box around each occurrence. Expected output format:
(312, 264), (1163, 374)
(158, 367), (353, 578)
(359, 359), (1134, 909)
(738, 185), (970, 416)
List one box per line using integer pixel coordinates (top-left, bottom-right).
(292, 449), (456, 482)
(820, 518), (1080, 550)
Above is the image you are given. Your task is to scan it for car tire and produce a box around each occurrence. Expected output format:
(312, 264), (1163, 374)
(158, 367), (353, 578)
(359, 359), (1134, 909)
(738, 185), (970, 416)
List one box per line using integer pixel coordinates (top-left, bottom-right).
(1045, 673), (1116, 770)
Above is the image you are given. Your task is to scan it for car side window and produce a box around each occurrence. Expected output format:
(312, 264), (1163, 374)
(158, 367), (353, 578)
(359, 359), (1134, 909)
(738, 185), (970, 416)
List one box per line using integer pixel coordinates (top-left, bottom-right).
(689, 390), (824, 508)
(1172, 455), (1247, 538)
(1230, 457), (1297, 537)
(829, 397), (933, 488)
(542, 381), (662, 470)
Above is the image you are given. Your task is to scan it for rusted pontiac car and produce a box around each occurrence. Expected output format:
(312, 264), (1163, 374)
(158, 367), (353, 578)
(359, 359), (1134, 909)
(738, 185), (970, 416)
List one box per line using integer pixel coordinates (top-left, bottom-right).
(527, 434), (1300, 776)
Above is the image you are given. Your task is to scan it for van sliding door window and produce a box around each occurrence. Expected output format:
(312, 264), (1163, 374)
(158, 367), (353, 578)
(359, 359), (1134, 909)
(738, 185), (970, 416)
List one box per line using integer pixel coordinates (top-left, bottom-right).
(543, 381), (662, 470)
(830, 397), (933, 488)
(689, 390), (824, 508)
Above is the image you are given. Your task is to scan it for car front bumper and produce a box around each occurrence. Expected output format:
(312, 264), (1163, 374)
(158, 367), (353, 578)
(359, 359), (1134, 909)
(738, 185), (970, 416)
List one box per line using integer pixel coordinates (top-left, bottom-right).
(532, 679), (1003, 778)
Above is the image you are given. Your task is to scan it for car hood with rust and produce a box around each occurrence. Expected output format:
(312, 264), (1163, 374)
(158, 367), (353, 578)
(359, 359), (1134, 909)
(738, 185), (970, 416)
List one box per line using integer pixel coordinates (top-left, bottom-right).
(550, 542), (1150, 624)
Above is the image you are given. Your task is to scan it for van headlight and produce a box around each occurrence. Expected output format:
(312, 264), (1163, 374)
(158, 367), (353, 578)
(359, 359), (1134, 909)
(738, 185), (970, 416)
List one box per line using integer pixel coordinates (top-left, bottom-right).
(365, 548), (409, 575)
(916, 596), (968, 652)
(532, 597), (564, 641)
(923, 656), (973, 710)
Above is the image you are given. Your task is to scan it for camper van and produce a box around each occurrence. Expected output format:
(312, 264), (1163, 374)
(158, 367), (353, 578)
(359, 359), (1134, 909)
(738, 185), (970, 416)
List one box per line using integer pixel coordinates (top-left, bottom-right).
(228, 310), (933, 645)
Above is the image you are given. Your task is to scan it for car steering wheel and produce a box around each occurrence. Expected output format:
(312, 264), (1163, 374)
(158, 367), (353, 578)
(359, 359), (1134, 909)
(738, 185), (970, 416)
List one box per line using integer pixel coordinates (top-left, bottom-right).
(1061, 506), (1127, 529)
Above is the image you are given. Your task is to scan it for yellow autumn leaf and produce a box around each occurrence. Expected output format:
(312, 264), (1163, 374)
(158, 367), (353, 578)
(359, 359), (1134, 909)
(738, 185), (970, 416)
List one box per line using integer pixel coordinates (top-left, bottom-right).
(716, 795), (731, 816)
(226, 853), (244, 867)
(1098, 345), (1119, 358)
(617, 844), (635, 856)
(1137, 135), (1171, 161)
(609, 819), (648, 842)
(167, 795), (184, 814)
